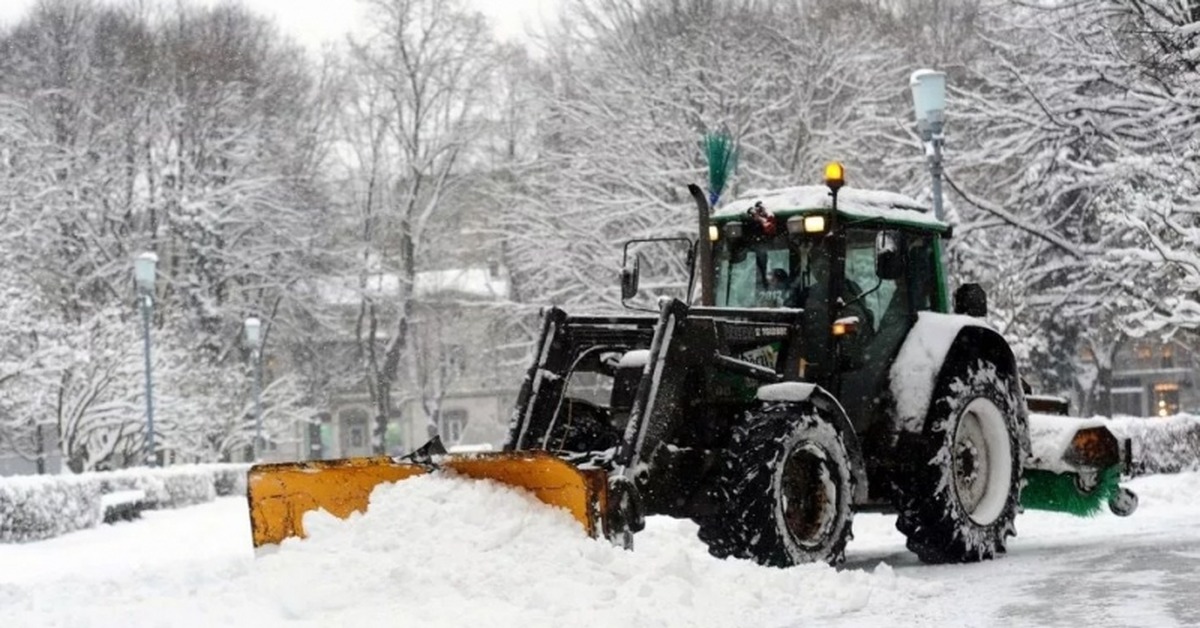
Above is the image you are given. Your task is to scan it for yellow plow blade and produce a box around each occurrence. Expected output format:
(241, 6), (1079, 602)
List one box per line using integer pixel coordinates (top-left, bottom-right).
(247, 452), (607, 548)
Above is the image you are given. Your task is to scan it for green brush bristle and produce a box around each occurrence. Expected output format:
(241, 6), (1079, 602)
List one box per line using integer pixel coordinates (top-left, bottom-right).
(703, 131), (738, 204)
(1021, 466), (1121, 517)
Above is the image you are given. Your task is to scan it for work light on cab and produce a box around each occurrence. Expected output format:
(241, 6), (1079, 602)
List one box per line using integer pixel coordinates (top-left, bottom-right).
(786, 214), (827, 235)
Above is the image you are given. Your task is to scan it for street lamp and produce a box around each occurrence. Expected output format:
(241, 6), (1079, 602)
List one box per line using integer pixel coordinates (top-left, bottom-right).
(910, 69), (947, 222)
(133, 252), (158, 467)
(244, 316), (263, 462)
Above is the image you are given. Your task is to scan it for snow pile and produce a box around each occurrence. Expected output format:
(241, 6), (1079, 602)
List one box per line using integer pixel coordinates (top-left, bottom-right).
(246, 475), (935, 627)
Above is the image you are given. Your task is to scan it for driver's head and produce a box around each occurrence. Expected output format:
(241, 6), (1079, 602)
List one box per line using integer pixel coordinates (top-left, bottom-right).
(769, 268), (788, 288)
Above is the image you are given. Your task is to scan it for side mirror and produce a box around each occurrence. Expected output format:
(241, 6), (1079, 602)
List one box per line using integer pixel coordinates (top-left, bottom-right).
(875, 231), (904, 280)
(620, 255), (641, 301)
(954, 283), (987, 318)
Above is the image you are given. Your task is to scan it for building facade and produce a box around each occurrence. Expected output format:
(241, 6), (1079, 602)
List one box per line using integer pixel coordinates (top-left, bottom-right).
(1110, 339), (1200, 417)
(307, 264), (525, 460)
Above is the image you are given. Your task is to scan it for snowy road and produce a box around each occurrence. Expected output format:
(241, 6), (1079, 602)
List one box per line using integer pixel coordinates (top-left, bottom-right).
(2, 472), (1199, 628)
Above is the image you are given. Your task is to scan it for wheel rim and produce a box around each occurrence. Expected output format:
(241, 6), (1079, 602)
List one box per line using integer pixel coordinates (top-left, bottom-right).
(952, 398), (1013, 525)
(778, 444), (837, 549)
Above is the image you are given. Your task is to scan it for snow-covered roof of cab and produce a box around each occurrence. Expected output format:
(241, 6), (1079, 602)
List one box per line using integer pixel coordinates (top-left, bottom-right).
(713, 185), (946, 231)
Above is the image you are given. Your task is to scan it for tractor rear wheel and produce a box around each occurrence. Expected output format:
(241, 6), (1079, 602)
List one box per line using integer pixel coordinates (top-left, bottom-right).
(894, 357), (1024, 564)
(697, 405), (854, 567)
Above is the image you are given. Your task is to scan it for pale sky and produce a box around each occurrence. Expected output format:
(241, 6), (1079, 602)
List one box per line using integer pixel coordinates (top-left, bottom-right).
(0, 0), (559, 50)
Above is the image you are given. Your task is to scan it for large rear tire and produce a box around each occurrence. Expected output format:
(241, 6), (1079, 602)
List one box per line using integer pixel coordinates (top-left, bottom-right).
(894, 357), (1025, 564)
(697, 405), (855, 567)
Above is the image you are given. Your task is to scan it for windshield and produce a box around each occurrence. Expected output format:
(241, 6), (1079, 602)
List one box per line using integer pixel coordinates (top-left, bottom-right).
(713, 228), (932, 320)
(714, 233), (823, 308)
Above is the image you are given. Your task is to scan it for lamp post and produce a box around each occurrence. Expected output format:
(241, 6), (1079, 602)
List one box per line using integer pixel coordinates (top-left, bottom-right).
(244, 316), (263, 462)
(133, 252), (158, 467)
(910, 69), (947, 222)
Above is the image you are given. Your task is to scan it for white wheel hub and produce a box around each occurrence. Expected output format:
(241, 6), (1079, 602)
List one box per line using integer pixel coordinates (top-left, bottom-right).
(952, 397), (1012, 525)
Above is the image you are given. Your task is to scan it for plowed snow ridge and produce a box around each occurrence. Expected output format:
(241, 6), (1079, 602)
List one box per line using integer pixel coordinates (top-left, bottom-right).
(255, 474), (936, 626)
(8, 472), (1200, 627)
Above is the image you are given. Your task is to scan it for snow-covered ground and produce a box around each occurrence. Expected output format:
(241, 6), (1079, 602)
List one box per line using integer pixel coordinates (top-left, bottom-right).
(3, 472), (1199, 628)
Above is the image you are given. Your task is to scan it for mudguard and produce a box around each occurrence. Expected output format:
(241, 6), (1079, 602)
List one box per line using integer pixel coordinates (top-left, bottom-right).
(888, 312), (1022, 437)
(756, 382), (870, 505)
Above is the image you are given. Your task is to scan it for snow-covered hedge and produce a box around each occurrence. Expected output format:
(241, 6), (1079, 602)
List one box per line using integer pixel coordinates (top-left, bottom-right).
(1105, 415), (1200, 476)
(0, 475), (102, 543)
(96, 467), (216, 510)
(0, 463), (251, 543)
(203, 463), (252, 497)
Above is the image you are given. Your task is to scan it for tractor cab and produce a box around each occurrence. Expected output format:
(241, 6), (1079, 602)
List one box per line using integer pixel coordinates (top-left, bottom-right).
(704, 177), (953, 427)
(709, 183), (950, 316)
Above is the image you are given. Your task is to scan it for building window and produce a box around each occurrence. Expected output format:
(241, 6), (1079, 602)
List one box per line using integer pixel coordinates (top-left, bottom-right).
(440, 409), (468, 444)
(1136, 344), (1153, 361)
(1153, 382), (1180, 417)
(1111, 389), (1144, 417)
(1162, 344), (1175, 369)
(340, 407), (371, 452)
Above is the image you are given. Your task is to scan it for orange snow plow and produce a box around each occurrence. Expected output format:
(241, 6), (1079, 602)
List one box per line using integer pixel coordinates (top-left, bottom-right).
(247, 451), (608, 548)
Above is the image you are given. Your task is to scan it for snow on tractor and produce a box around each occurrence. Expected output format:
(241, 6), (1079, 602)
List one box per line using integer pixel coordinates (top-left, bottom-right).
(247, 164), (1136, 567)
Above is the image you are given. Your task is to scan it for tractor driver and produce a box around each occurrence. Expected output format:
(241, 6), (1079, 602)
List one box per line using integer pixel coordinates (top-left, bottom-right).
(786, 242), (873, 329)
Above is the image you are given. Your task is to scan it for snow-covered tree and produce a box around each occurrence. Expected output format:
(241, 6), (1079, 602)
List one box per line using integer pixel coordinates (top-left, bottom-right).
(338, 0), (499, 452)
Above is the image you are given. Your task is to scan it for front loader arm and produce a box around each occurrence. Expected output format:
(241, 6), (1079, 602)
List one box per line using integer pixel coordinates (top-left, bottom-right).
(615, 298), (692, 474)
(505, 307), (657, 452)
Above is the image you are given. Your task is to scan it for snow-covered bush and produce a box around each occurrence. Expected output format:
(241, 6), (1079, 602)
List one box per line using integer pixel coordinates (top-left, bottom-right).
(97, 468), (215, 510)
(0, 475), (102, 543)
(200, 463), (252, 497)
(1106, 415), (1200, 477)
(0, 463), (250, 543)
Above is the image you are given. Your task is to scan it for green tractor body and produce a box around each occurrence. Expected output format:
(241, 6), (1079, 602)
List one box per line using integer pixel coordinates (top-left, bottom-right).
(503, 177), (1135, 566)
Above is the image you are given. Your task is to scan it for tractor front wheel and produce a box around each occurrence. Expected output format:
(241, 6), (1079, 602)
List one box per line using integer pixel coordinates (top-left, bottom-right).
(697, 404), (855, 567)
(894, 357), (1024, 564)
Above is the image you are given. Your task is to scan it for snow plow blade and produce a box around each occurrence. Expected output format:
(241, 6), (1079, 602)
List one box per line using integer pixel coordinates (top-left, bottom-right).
(247, 452), (608, 548)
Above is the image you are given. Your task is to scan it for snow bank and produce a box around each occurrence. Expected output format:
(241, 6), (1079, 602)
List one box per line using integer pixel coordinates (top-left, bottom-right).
(248, 474), (936, 627)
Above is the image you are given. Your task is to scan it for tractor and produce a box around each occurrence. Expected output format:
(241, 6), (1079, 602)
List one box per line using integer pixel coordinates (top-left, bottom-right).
(248, 164), (1135, 567)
